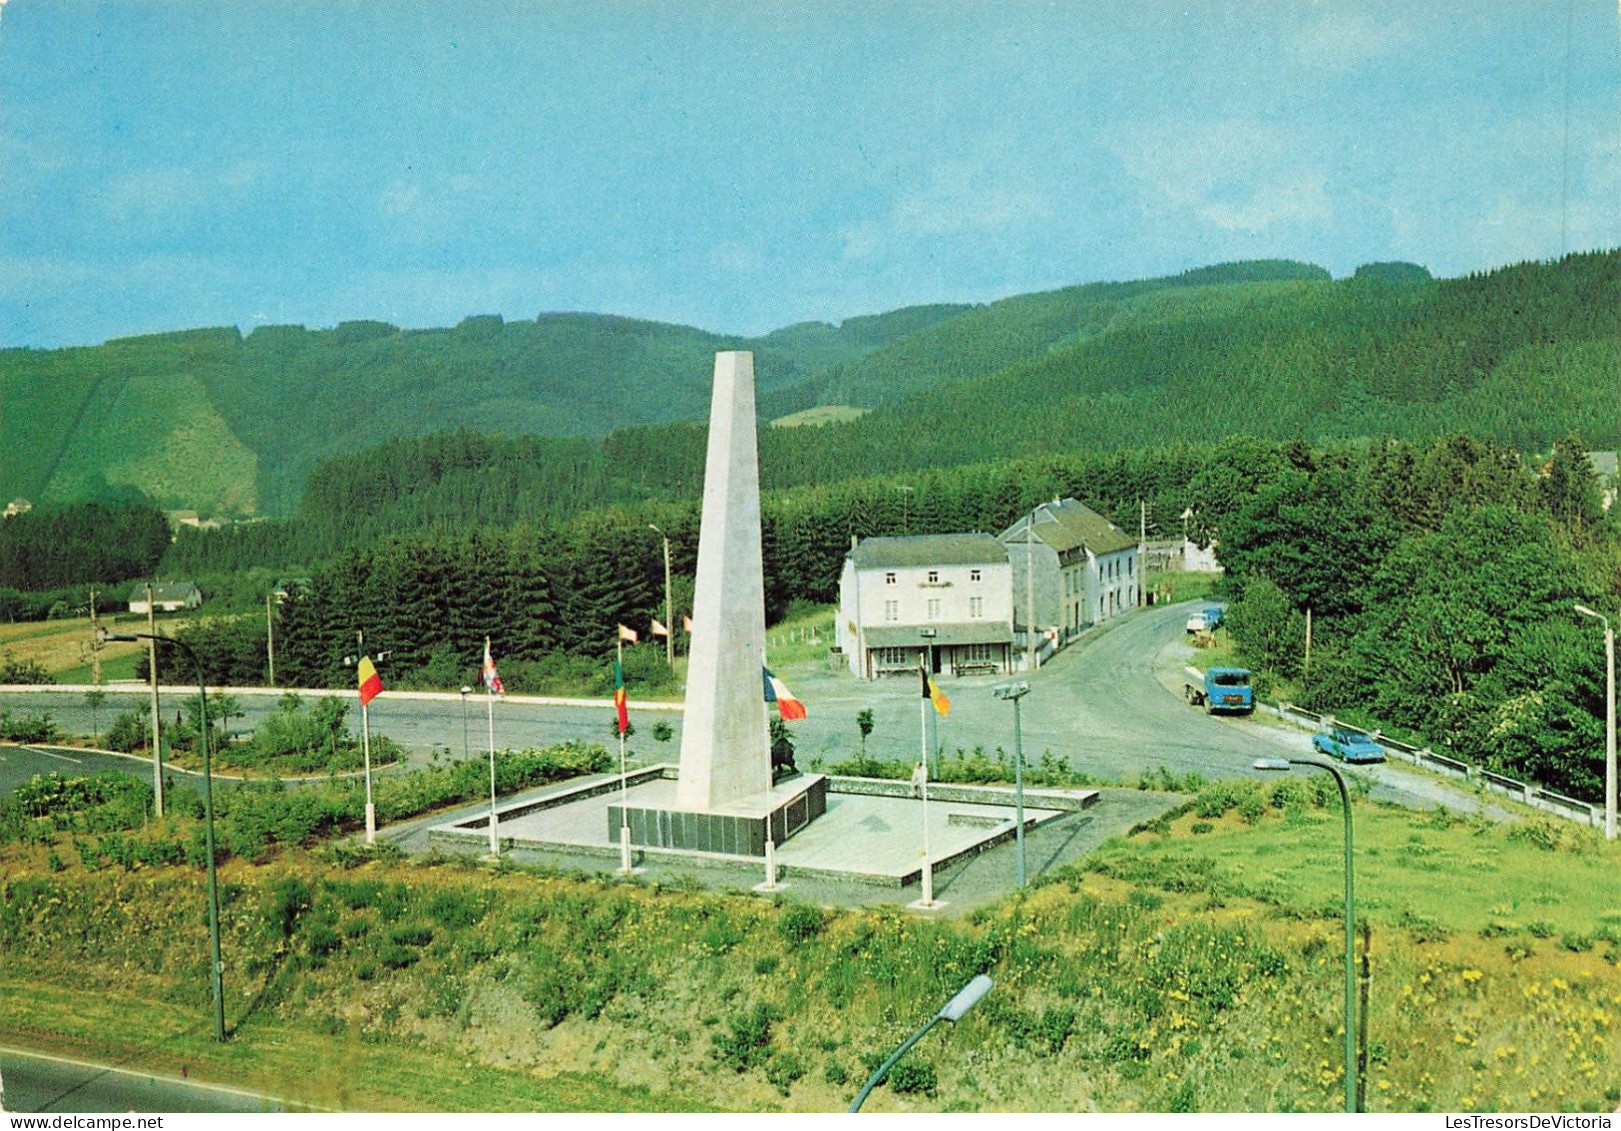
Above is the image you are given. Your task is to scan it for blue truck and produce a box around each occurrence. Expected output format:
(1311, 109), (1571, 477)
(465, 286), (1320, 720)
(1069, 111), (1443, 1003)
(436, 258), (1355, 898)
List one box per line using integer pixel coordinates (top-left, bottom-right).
(1183, 666), (1254, 714)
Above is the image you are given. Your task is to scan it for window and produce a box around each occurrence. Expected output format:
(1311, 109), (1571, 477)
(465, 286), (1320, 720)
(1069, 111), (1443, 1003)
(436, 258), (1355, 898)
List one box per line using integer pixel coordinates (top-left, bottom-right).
(970, 569), (981, 582)
(876, 647), (910, 667)
(885, 572), (896, 585)
(1129, 557), (1135, 577)
(960, 642), (997, 664)
(969, 597), (984, 618)
(884, 600), (899, 622)
(927, 599), (941, 620)
(927, 570), (939, 583)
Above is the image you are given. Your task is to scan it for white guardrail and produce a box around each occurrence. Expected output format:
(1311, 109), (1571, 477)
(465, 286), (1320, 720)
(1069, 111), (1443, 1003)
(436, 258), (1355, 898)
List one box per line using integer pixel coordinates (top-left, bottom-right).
(1273, 701), (1606, 830)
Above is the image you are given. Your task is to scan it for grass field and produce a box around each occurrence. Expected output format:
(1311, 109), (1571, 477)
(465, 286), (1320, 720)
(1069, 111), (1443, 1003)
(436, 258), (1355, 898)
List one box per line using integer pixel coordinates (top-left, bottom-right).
(769, 406), (870, 428)
(3, 771), (1617, 1112)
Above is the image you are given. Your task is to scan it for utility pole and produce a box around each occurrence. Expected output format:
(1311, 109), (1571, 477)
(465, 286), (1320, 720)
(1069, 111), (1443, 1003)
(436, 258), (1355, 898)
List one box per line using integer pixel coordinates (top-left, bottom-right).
(1026, 504), (1038, 672)
(265, 593), (276, 687)
(1139, 499), (1147, 608)
(147, 584), (164, 818)
(89, 588), (101, 685)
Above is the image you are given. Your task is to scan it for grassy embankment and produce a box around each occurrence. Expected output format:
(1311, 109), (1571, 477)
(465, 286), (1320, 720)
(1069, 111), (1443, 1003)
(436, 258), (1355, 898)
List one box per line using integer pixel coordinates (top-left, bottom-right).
(3, 766), (1618, 1113)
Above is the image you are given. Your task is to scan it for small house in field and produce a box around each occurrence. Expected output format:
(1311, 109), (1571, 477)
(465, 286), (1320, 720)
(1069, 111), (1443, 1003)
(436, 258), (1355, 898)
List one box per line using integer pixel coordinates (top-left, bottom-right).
(3, 499), (32, 518)
(129, 582), (203, 614)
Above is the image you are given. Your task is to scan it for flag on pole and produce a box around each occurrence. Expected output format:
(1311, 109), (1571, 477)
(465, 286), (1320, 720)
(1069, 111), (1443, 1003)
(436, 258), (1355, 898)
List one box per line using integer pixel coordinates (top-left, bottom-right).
(762, 667), (807, 720)
(357, 656), (383, 706)
(682, 614), (693, 633)
(614, 657), (630, 734)
(482, 638), (505, 695)
(651, 618), (669, 637)
(617, 623), (639, 643)
(920, 657), (950, 717)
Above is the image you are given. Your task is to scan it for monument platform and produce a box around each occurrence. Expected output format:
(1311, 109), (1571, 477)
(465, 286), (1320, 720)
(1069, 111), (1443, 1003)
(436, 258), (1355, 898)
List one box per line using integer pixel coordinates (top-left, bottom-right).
(427, 766), (1094, 886)
(607, 772), (827, 856)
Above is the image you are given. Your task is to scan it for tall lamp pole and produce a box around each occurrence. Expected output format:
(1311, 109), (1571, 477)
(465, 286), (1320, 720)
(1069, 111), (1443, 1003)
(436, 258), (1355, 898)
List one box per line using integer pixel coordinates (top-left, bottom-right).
(1575, 605), (1616, 841)
(1256, 757), (1356, 1112)
(459, 686), (472, 762)
(993, 681), (1030, 887)
(849, 975), (992, 1112)
(650, 524), (674, 666)
(100, 629), (225, 1043)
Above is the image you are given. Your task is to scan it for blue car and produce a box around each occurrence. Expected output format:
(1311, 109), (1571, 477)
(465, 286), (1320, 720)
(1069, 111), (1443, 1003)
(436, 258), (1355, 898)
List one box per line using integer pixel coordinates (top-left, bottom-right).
(1312, 727), (1386, 764)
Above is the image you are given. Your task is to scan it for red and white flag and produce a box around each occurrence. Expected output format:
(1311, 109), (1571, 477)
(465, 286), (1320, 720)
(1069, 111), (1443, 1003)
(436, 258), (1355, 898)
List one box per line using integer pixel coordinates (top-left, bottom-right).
(482, 638), (504, 695)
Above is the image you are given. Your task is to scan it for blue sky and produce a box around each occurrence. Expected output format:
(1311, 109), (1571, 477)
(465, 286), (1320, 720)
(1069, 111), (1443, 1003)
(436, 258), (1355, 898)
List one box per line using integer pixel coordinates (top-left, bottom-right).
(1, 1), (1616, 347)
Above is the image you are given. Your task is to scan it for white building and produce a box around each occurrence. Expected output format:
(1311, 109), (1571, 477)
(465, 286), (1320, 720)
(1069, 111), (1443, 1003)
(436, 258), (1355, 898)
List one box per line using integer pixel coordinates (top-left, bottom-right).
(128, 582), (203, 614)
(999, 498), (1139, 650)
(837, 534), (1014, 680)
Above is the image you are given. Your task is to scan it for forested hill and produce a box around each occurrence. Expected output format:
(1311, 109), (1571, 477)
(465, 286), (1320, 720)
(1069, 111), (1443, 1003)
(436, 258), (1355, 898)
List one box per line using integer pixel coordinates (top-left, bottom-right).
(5, 252), (1617, 518)
(0, 304), (964, 517)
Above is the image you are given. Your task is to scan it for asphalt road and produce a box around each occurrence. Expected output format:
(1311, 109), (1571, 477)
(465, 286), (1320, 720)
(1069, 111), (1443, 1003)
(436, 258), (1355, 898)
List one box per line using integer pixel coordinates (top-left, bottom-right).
(0, 1047), (297, 1113)
(2, 600), (1504, 816)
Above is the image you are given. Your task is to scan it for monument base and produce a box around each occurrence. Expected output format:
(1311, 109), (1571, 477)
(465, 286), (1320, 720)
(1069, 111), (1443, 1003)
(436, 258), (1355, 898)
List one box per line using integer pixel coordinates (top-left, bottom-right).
(608, 773), (828, 858)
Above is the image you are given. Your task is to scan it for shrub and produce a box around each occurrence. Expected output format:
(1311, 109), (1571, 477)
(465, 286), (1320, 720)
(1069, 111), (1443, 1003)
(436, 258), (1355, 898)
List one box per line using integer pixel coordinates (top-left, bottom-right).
(779, 903), (826, 945)
(887, 1059), (937, 1097)
(713, 1002), (779, 1072)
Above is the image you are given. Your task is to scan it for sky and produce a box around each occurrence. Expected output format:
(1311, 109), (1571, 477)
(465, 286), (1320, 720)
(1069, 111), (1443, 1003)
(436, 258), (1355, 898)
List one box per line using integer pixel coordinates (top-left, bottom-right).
(1, 0), (1617, 348)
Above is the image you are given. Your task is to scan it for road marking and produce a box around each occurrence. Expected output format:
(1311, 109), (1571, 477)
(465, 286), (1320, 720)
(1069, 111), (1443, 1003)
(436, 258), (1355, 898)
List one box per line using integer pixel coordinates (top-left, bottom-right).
(0, 1045), (317, 1110)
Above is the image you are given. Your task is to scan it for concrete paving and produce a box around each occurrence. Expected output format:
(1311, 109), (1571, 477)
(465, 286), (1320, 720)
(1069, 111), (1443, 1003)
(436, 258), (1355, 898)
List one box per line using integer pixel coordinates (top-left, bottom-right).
(430, 771), (1073, 885)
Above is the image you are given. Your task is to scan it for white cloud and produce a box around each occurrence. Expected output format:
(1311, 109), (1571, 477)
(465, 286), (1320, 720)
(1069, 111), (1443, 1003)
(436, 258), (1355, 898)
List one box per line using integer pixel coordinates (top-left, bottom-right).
(891, 161), (1054, 238)
(1113, 118), (1332, 234)
(1288, 5), (1412, 73)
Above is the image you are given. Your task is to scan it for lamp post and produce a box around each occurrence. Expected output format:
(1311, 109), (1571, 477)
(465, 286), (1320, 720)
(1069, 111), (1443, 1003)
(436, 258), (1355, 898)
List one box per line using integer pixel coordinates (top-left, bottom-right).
(993, 681), (1030, 887)
(1255, 757), (1356, 1112)
(459, 686), (472, 762)
(98, 629), (225, 1043)
(1574, 605), (1616, 841)
(650, 524), (674, 666)
(849, 974), (992, 1112)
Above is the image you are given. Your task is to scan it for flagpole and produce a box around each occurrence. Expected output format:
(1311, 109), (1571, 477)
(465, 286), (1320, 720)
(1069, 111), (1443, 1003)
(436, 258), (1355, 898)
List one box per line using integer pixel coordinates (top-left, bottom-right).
(919, 689), (934, 906)
(618, 635), (632, 874)
(360, 696), (374, 844)
(359, 631), (375, 845)
(486, 673), (498, 859)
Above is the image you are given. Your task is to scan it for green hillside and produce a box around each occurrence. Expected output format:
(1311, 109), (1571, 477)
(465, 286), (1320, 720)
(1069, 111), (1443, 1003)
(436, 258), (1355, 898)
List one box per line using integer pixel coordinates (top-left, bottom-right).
(5, 253), (1615, 518)
(0, 309), (934, 517)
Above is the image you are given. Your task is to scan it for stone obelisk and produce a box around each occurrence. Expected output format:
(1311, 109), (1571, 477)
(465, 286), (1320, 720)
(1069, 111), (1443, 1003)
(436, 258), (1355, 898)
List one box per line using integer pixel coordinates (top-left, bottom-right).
(676, 351), (772, 809)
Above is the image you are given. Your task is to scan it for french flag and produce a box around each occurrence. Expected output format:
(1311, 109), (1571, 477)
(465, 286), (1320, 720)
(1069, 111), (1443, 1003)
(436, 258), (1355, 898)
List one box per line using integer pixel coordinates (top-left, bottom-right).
(762, 667), (807, 720)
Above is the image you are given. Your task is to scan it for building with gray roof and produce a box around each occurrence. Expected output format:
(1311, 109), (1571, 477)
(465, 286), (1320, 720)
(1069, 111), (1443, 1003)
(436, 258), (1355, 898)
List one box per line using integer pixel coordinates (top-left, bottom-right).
(999, 498), (1140, 653)
(836, 534), (1014, 680)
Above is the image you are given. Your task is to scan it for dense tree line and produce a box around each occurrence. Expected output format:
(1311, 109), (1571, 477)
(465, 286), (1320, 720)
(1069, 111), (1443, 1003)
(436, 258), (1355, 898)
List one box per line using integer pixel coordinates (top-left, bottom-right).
(0, 501), (170, 592)
(1218, 433), (1619, 799)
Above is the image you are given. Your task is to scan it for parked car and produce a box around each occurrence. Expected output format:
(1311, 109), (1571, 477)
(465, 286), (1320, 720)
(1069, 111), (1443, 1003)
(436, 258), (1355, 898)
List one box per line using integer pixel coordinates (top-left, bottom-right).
(1202, 605), (1225, 630)
(1184, 667), (1253, 714)
(1186, 612), (1209, 633)
(1312, 727), (1386, 764)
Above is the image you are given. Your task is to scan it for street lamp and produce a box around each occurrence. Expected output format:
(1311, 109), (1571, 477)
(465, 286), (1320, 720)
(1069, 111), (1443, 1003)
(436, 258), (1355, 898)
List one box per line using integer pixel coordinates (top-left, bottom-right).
(649, 524), (673, 666)
(1574, 604), (1616, 842)
(459, 686), (472, 762)
(992, 681), (1031, 886)
(1255, 757), (1356, 1112)
(98, 629), (226, 1043)
(848, 974), (992, 1112)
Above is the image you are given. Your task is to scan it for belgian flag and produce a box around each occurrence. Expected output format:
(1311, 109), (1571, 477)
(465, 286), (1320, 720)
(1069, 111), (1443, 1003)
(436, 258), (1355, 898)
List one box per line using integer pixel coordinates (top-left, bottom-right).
(920, 656), (950, 717)
(357, 656), (383, 706)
